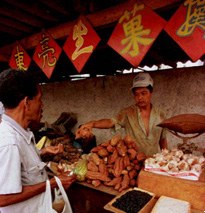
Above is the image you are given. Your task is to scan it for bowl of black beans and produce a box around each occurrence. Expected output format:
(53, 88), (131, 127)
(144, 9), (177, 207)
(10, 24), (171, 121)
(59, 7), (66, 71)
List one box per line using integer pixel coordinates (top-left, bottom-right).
(104, 187), (155, 213)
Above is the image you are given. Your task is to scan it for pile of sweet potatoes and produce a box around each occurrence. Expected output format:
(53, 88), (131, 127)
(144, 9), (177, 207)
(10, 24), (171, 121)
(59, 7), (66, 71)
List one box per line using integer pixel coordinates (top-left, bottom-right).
(85, 134), (146, 192)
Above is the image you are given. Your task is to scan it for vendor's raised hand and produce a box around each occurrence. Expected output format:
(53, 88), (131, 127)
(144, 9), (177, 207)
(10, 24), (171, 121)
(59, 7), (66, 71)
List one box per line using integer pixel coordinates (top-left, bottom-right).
(75, 124), (93, 139)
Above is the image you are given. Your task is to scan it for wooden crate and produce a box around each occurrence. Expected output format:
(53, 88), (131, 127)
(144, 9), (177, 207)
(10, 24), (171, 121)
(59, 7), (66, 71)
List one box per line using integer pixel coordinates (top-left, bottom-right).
(137, 170), (205, 211)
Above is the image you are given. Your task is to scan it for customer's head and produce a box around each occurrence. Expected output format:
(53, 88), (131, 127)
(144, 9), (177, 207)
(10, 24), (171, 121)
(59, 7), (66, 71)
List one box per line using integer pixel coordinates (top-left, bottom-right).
(131, 72), (154, 108)
(0, 69), (43, 123)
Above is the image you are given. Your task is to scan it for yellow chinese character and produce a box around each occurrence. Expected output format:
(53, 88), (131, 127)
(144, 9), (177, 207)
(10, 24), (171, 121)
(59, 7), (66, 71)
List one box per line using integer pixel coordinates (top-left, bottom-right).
(15, 45), (27, 71)
(177, 0), (205, 36)
(120, 3), (154, 57)
(38, 34), (57, 68)
(72, 20), (93, 60)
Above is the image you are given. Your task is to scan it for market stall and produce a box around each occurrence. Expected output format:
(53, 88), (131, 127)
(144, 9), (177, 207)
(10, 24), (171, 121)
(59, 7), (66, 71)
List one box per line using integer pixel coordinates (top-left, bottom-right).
(38, 112), (205, 213)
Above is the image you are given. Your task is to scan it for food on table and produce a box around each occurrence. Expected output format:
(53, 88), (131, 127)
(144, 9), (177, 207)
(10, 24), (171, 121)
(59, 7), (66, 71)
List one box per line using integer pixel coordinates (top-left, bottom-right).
(112, 189), (153, 213)
(84, 134), (146, 192)
(145, 148), (205, 172)
(151, 196), (191, 213)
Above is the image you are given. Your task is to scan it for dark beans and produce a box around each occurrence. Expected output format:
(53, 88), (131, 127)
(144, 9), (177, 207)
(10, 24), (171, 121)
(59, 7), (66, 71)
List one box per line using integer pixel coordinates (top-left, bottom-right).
(112, 190), (152, 213)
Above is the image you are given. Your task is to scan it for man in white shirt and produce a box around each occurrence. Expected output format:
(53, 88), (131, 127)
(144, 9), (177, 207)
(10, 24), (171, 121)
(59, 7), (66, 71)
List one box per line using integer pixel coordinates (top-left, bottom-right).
(0, 69), (76, 213)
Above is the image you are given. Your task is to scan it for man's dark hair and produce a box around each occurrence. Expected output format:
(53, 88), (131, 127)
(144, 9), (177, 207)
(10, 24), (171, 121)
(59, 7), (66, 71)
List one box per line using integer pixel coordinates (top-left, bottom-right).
(147, 85), (153, 93)
(0, 69), (39, 109)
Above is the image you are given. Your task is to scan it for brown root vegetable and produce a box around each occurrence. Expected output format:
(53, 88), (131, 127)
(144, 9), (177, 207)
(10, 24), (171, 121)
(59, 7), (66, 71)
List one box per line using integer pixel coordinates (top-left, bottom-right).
(100, 140), (110, 147)
(87, 161), (99, 172)
(119, 174), (130, 192)
(129, 179), (136, 187)
(116, 140), (127, 157)
(99, 161), (108, 176)
(123, 155), (131, 167)
(123, 135), (136, 146)
(127, 148), (137, 160)
(126, 165), (134, 171)
(114, 183), (121, 191)
(107, 144), (115, 153)
(86, 171), (110, 182)
(89, 153), (101, 165)
(91, 146), (104, 153)
(136, 152), (147, 161)
(113, 157), (124, 177)
(129, 169), (137, 179)
(104, 176), (122, 186)
(98, 148), (109, 157)
(91, 180), (101, 187)
(108, 148), (118, 164)
(110, 134), (121, 146)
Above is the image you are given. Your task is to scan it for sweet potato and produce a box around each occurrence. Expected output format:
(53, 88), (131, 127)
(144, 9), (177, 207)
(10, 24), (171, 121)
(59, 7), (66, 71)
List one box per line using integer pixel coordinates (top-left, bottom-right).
(107, 144), (115, 153)
(100, 140), (110, 147)
(129, 169), (137, 179)
(98, 148), (109, 157)
(116, 140), (127, 156)
(91, 146), (104, 153)
(91, 179), (101, 187)
(136, 152), (146, 161)
(108, 148), (118, 164)
(119, 174), (130, 192)
(113, 157), (124, 177)
(110, 134), (121, 146)
(123, 155), (131, 167)
(127, 148), (137, 160)
(104, 176), (122, 186)
(129, 179), (136, 187)
(99, 161), (108, 176)
(89, 153), (101, 165)
(87, 161), (99, 172)
(114, 183), (121, 191)
(86, 171), (110, 182)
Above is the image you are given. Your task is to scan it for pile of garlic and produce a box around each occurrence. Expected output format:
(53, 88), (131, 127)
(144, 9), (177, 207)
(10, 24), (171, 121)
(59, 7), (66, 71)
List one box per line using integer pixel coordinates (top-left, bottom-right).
(145, 149), (205, 173)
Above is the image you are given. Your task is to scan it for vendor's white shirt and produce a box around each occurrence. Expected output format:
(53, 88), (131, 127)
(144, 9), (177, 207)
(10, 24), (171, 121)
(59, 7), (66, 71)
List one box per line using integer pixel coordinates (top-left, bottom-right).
(0, 114), (48, 213)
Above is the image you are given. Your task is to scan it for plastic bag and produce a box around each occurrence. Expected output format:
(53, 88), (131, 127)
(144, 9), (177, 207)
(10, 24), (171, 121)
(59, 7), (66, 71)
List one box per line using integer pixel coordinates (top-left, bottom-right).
(39, 177), (73, 213)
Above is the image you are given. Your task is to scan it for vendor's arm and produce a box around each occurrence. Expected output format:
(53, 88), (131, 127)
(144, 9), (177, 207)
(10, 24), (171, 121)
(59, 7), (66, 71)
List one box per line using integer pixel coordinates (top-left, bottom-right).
(0, 174), (76, 207)
(81, 119), (115, 129)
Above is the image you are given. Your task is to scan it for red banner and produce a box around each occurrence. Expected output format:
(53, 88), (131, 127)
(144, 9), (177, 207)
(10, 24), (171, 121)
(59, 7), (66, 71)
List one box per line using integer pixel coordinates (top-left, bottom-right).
(107, 3), (166, 67)
(63, 16), (101, 73)
(33, 31), (62, 79)
(164, 0), (205, 61)
(9, 43), (31, 71)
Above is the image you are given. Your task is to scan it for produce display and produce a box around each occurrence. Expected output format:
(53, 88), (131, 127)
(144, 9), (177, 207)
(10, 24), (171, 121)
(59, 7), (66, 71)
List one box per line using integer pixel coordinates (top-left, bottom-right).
(76, 134), (146, 192)
(151, 196), (191, 213)
(112, 189), (153, 213)
(145, 148), (205, 180)
(41, 135), (82, 164)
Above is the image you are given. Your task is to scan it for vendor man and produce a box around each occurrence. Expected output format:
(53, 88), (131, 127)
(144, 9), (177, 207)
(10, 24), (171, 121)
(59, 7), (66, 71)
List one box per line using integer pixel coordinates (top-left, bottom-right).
(79, 72), (168, 156)
(0, 69), (76, 212)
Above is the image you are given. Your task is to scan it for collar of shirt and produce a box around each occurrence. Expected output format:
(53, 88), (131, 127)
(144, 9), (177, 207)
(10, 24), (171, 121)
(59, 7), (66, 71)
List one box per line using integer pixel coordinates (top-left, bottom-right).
(2, 114), (34, 144)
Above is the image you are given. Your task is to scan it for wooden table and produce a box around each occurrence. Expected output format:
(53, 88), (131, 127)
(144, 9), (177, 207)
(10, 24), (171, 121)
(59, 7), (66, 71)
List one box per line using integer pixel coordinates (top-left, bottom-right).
(66, 183), (115, 213)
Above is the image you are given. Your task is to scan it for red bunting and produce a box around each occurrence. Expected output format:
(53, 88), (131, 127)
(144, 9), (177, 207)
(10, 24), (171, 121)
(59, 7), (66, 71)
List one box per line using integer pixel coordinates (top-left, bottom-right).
(33, 31), (62, 79)
(164, 0), (205, 61)
(9, 43), (31, 71)
(63, 16), (101, 73)
(107, 3), (166, 67)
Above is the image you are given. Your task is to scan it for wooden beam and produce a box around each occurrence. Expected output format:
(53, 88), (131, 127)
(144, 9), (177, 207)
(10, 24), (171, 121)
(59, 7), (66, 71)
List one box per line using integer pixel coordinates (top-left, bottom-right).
(0, 0), (181, 62)
(5, 0), (58, 22)
(0, 6), (44, 27)
(0, 16), (33, 33)
(40, 0), (70, 16)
